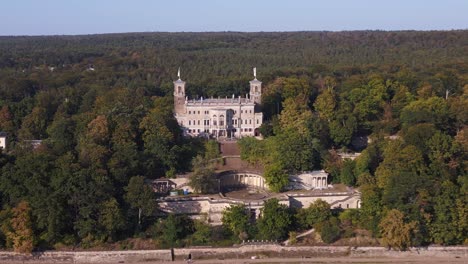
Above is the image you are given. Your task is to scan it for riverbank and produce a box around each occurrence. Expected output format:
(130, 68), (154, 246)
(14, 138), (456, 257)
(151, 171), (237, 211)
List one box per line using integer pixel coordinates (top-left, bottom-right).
(0, 245), (466, 263)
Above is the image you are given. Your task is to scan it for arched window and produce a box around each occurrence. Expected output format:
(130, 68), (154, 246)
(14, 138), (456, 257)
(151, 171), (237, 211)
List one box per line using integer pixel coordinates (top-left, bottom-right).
(255, 86), (258, 93)
(178, 86), (182, 94)
(220, 115), (225, 126)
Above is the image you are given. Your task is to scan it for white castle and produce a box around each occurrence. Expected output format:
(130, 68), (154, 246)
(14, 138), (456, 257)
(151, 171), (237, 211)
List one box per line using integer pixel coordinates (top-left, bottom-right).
(173, 68), (263, 138)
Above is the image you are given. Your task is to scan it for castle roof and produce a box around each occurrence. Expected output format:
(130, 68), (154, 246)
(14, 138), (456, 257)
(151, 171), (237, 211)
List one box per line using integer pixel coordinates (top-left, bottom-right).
(186, 97), (255, 106)
(249, 78), (262, 84)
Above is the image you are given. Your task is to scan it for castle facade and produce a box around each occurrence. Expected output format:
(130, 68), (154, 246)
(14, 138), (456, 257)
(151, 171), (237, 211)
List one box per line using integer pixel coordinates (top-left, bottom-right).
(173, 69), (263, 138)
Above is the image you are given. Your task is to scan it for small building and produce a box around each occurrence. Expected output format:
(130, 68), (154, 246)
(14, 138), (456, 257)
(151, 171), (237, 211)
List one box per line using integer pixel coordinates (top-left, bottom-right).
(288, 170), (329, 190)
(337, 151), (361, 161)
(0, 132), (7, 151)
(150, 178), (177, 194)
(22, 140), (43, 150)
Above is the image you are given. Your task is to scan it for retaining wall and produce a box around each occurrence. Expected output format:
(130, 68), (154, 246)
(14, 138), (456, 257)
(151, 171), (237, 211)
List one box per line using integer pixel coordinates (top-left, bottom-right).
(0, 246), (466, 263)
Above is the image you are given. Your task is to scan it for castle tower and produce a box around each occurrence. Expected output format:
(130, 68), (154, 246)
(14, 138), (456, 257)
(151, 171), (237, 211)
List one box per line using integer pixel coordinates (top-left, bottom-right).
(249, 67), (262, 104)
(173, 68), (186, 115)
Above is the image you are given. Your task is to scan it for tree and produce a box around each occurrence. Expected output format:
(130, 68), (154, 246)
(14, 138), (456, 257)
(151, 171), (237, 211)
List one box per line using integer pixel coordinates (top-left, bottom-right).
(108, 122), (140, 185)
(191, 220), (212, 245)
(18, 107), (48, 140)
(222, 204), (250, 239)
(375, 142), (428, 211)
(125, 176), (157, 227)
(390, 83), (414, 118)
(359, 184), (382, 235)
(188, 155), (217, 194)
(329, 108), (357, 146)
(140, 97), (182, 176)
(98, 198), (125, 242)
(430, 181), (464, 245)
(161, 214), (194, 248)
(314, 87), (337, 122)
(238, 137), (266, 166)
(257, 198), (292, 240)
(403, 123), (437, 154)
(379, 209), (417, 250)
(400, 97), (451, 131)
(346, 78), (388, 130)
(46, 117), (76, 155)
(296, 199), (331, 229)
(273, 130), (317, 172)
(0, 105), (15, 136)
(279, 97), (313, 135)
(448, 87), (468, 132)
(263, 162), (289, 193)
(340, 159), (356, 186)
(318, 217), (341, 244)
(203, 140), (220, 161)
(6, 201), (35, 253)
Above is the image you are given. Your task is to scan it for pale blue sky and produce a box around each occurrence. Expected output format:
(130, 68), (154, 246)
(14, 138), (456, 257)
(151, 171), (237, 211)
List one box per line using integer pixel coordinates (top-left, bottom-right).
(1, 0), (467, 35)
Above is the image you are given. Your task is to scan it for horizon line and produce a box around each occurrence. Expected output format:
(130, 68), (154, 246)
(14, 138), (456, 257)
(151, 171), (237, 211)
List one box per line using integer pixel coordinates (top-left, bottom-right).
(1, 28), (468, 37)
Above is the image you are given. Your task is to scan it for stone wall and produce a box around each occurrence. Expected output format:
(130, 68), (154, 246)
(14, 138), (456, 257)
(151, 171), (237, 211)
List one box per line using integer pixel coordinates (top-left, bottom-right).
(288, 192), (361, 209)
(0, 246), (466, 263)
(159, 191), (361, 224)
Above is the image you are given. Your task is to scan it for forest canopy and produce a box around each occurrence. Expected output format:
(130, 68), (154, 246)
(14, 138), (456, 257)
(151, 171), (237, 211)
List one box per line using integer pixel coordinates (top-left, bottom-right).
(0, 31), (466, 251)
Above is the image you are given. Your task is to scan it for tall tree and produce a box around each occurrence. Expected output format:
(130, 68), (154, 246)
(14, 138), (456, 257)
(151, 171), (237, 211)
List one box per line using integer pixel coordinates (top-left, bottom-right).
(257, 198), (292, 240)
(6, 201), (35, 253)
(125, 176), (157, 227)
(379, 209), (417, 250)
(222, 204), (250, 239)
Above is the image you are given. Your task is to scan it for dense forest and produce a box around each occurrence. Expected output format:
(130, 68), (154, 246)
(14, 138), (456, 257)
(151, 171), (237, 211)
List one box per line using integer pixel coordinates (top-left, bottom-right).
(0, 31), (466, 251)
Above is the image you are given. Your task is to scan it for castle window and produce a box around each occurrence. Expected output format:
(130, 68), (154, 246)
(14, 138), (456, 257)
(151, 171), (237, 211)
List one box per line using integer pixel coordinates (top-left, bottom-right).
(178, 86), (182, 93)
(249, 119), (252, 124)
(198, 111), (200, 114)
(189, 120), (191, 125)
(198, 120), (200, 125)
(257, 119), (259, 124)
(220, 115), (224, 126)
(255, 86), (258, 93)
